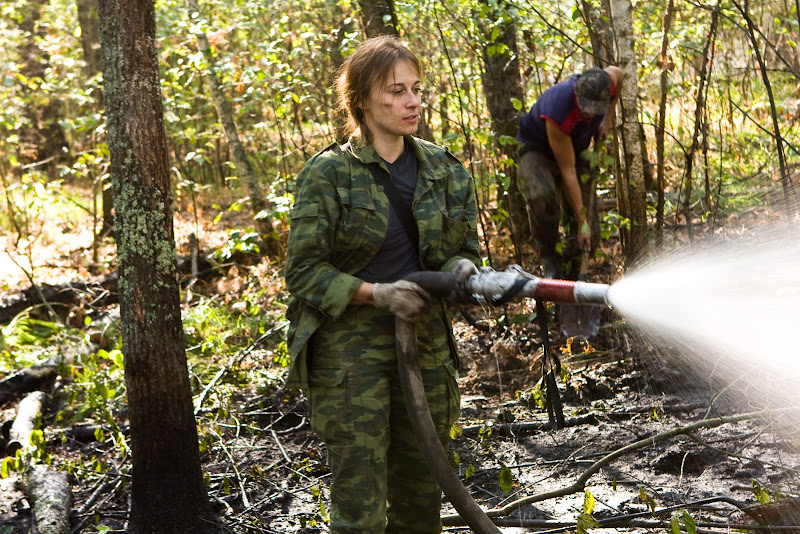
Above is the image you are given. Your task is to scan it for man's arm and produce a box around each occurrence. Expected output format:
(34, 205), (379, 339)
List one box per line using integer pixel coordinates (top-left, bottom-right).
(546, 120), (590, 251)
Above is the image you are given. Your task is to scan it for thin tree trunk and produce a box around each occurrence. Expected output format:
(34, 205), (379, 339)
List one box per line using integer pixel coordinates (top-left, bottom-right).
(98, 1), (220, 531)
(76, 0), (113, 234)
(655, 0), (675, 243)
(479, 1), (530, 260)
(357, 0), (399, 37)
(17, 0), (69, 171)
(736, 0), (793, 203)
(681, 5), (719, 241)
(611, 0), (648, 266)
(186, 0), (280, 256)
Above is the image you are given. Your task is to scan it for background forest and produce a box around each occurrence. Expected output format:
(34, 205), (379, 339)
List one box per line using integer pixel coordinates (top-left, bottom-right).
(0, 0), (799, 532)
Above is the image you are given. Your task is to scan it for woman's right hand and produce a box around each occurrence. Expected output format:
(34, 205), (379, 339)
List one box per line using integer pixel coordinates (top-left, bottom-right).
(373, 281), (431, 322)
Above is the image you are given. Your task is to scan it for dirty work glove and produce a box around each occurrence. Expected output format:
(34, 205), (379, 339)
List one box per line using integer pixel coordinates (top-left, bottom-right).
(450, 259), (479, 304)
(451, 258), (479, 284)
(373, 281), (431, 322)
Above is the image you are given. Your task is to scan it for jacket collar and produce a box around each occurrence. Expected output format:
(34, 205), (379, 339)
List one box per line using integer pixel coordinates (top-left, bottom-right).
(346, 131), (435, 178)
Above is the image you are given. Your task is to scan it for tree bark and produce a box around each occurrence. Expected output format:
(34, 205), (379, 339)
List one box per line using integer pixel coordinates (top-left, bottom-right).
(479, 1), (530, 259)
(186, 0), (280, 256)
(98, 1), (219, 532)
(22, 464), (73, 534)
(681, 5), (719, 241)
(655, 0), (675, 242)
(17, 0), (69, 170)
(357, 0), (399, 37)
(6, 391), (49, 456)
(76, 0), (113, 233)
(611, 0), (648, 267)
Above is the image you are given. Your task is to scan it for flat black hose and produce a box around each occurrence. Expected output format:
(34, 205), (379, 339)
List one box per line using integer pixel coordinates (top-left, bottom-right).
(396, 270), (502, 534)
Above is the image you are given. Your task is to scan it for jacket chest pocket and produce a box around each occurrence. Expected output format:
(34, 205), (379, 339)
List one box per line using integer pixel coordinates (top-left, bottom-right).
(421, 202), (469, 269)
(335, 187), (385, 257)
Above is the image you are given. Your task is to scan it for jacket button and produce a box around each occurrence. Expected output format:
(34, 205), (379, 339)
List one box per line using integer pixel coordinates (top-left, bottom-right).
(302, 329), (309, 335)
(377, 185), (384, 192)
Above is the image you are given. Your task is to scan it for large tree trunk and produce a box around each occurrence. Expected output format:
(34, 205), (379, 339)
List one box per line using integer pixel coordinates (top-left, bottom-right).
(98, 2), (219, 532)
(611, 0), (648, 267)
(186, 0), (280, 256)
(479, 1), (530, 261)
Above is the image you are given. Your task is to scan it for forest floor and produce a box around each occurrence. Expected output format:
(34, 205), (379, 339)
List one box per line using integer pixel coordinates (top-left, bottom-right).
(2, 188), (800, 533)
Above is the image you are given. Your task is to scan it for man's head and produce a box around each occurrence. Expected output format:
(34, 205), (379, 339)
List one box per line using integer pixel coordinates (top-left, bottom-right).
(576, 68), (612, 116)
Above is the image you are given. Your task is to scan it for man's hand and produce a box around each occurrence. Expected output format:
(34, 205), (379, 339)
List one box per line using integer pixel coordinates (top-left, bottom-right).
(373, 281), (431, 322)
(578, 220), (592, 252)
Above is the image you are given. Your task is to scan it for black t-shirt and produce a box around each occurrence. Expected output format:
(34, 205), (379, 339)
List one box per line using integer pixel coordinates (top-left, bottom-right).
(355, 142), (421, 283)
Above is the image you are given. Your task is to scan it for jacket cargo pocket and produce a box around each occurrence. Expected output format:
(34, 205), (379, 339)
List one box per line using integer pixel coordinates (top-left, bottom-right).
(307, 366), (353, 444)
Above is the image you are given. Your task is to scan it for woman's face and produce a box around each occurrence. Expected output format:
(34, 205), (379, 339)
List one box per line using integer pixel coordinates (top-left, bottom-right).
(362, 59), (422, 143)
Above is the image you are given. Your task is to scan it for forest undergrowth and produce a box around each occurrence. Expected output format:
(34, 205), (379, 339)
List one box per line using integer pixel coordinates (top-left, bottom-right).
(2, 184), (800, 534)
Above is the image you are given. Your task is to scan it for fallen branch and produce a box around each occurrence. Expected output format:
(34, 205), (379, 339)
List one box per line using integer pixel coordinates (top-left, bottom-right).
(23, 464), (73, 534)
(443, 409), (795, 525)
(194, 321), (289, 414)
(6, 391), (50, 456)
(0, 362), (58, 406)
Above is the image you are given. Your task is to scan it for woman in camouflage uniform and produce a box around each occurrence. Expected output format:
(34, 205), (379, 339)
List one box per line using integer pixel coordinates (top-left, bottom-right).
(285, 36), (480, 533)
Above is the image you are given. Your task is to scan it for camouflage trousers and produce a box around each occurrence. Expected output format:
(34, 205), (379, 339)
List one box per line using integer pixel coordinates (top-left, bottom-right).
(517, 148), (600, 279)
(307, 304), (461, 534)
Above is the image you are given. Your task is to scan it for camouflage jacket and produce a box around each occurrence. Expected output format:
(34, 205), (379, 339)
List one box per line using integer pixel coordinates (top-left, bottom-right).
(283, 133), (480, 390)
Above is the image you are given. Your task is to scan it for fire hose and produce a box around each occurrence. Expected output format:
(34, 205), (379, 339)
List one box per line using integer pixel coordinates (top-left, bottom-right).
(397, 266), (610, 534)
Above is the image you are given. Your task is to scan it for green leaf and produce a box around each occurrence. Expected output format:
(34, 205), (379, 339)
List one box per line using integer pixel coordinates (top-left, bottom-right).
(498, 135), (517, 147)
(498, 465), (514, 494)
(511, 97), (523, 111)
(670, 513), (681, 534)
(465, 464), (475, 479)
(682, 510), (697, 534)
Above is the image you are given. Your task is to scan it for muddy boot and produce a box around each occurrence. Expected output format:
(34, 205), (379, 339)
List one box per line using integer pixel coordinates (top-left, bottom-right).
(541, 256), (562, 280)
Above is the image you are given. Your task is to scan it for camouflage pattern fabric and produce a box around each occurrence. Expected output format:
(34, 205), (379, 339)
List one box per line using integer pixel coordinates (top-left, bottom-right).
(284, 132), (479, 533)
(285, 132), (480, 390)
(308, 305), (459, 533)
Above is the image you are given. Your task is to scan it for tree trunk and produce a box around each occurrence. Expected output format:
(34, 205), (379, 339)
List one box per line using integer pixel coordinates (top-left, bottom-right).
(17, 0), (69, 171)
(479, 1), (530, 260)
(6, 391), (49, 456)
(186, 0), (280, 256)
(737, 0), (794, 203)
(655, 0), (675, 243)
(357, 0), (399, 37)
(611, 0), (648, 267)
(681, 5), (719, 241)
(98, 1), (219, 532)
(76, 0), (113, 234)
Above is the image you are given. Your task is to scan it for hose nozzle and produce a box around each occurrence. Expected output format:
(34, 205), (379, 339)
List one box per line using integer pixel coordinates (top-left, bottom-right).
(533, 278), (611, 306)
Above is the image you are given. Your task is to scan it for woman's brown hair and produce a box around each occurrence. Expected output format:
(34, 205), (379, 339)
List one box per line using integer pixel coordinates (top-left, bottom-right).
(334, 36), (424, 142)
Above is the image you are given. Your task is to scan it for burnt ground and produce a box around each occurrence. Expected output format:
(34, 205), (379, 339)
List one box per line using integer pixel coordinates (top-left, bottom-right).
(4, 297), (800, 534)
(2, 196), (800, 533)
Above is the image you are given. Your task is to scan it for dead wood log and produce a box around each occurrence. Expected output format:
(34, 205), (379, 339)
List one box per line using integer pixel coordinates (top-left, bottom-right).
(6, 391), (50, 456)
(0, 254), (215, 325)
(0, 362), (59, 406)
(22, 464), (73, 534)
(0, 273), (118, 324)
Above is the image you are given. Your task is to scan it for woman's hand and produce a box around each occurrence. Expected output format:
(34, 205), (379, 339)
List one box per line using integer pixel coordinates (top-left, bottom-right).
(373, 281), (431, 322)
